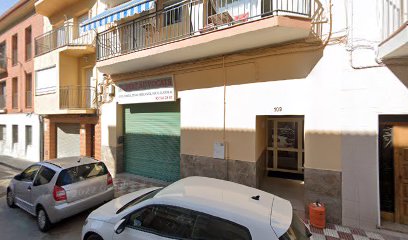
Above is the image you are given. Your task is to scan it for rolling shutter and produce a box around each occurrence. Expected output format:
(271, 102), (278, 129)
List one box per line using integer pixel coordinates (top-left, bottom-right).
(57, 123), (80, 158)
(124, 101), (180, 182)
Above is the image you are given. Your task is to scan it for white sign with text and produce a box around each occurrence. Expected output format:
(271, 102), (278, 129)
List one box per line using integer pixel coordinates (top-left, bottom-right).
(117, 76), (175, 104)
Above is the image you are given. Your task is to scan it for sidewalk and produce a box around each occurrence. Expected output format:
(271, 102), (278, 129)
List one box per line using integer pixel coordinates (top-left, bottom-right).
(0, 155), (34, 171)
(0, 155), (406, 240)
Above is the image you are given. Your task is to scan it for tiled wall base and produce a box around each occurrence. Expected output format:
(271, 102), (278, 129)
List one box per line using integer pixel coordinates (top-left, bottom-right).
(305, 168), (342, 224)
(180, 154), (265, 188)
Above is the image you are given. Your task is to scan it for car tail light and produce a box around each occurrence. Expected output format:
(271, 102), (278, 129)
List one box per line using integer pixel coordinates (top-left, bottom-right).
(53, 185), (67, 202)
(107, 173), (113, 186)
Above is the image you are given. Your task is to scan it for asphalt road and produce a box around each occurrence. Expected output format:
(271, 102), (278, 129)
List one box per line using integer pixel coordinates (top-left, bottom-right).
(0, 163), (20, 198)
(0, 163), (87, 240)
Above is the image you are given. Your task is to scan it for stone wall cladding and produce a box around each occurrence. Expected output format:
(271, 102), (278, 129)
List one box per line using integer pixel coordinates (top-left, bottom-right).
(304, 168), (342, 224)
(256, 150), (266, 187)
(180, 154), (262, 188)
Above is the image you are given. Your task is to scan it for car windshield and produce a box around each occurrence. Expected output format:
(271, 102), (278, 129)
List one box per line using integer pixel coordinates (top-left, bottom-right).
(279, 213), (311, 240)
(116, 189), (161, 214)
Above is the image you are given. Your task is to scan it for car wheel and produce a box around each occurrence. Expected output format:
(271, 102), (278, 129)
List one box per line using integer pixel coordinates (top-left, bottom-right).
(86, 233), (103, 240)
(37, 207), (52, 232)
(6, 190), (16, 208)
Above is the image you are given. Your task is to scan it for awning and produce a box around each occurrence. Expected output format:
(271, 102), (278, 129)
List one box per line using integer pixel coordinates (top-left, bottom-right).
(81, 0), (155, 32)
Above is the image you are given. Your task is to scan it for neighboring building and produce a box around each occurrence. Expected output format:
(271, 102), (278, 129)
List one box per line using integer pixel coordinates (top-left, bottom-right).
(33, 0), (102, 160)
(81, 0), (408, 232)
(0, 0), (43, 162)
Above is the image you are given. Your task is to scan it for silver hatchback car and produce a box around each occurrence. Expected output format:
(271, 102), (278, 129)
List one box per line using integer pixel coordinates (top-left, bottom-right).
(6, 157), (114, 232)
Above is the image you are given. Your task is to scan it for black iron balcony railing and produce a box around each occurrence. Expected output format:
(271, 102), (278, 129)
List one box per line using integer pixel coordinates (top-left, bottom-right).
(97, 0), (319, 61)
(59, 86), (96, 109)
(35, 23), (96, 57)
(0, 95), (5, 109)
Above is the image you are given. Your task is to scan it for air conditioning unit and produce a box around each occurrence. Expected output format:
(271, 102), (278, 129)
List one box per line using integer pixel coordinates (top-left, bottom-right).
(107, 85), (115, 96)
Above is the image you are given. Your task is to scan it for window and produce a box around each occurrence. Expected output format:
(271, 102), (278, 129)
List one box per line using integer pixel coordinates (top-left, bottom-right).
(164, 5), (183, 26)
(128, 205), (195, 239)
(25, 73), (32, 108)
(127, 205), (252, 240)
(12, 125), (18, 144)
(0, 41), (6, 69)
(117, 189), (160, 214)
(56, 162), (108, 186)
(33, 167), (56, 186)
(77, 13), (89, 37)
(25, 125), (32, 146)
(12, 78), (18, 109)
(12, 34), (17, 66)
(25, 26), (32, 61)
(19, 165), (41, 182)
(0, 125), (5, 141)
(267, 117), (304, 173)
(0, 82), (5, 109)
(192, 213), (251, 240)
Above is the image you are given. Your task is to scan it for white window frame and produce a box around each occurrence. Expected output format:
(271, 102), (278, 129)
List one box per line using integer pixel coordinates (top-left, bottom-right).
(266, 117), (304, 174)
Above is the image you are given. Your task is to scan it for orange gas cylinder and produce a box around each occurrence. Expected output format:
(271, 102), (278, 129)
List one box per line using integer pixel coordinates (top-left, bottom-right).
(309, 202), (326, 229)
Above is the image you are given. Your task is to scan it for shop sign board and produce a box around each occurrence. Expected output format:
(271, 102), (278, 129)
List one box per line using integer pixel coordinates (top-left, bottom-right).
(117, 76), (175, 104)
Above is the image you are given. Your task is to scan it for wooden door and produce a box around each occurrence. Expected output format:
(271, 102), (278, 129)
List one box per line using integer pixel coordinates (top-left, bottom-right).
(393, 126), (408, 224)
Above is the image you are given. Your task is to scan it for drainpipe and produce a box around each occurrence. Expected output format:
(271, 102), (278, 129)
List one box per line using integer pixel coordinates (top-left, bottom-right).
(39, 115), (44, 162)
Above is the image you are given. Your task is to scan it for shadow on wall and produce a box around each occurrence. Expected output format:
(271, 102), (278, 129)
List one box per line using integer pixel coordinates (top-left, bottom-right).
(384, 60), (408, 89)
(304, 129), (378, 226)
(175, 49), (323, 91)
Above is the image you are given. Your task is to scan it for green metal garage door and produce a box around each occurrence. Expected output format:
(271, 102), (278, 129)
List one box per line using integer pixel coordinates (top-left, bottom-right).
(124, 101), (180, 182)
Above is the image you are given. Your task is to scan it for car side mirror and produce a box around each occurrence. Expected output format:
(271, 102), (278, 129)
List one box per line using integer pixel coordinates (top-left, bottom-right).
(114, 219), (127, 234)
(14, 174), (21, 181)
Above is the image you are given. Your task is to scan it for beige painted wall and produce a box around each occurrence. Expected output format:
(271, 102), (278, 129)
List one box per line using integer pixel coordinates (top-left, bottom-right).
(48, 0), (96, 26)
(60, 53), (79, 87)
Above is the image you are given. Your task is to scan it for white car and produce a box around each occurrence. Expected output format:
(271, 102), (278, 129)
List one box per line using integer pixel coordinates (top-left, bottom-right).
(82, 176), (311, 240)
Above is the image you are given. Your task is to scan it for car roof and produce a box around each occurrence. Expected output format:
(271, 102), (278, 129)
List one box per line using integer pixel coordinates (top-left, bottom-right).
(153, 176), (277, 228)
(43, 156), (98, 169)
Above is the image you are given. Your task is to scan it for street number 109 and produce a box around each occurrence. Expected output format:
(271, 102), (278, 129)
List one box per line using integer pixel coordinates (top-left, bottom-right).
(274, 107), (282, 112)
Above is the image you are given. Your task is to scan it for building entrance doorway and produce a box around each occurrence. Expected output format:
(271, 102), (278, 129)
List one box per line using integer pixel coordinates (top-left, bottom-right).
(380, 115), (408, 231)
(266, 116), (304, 178)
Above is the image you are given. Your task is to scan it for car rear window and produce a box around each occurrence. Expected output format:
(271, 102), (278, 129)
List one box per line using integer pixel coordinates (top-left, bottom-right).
(56, 162), (108, 186)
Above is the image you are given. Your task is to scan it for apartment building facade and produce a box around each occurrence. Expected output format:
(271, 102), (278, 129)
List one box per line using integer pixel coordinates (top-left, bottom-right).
(33, 0), (102, 160)
(0, 0), (43, 161)
(75, 0), (408, 231)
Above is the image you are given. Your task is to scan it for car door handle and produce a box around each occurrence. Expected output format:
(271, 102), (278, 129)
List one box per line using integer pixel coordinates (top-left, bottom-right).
(27, 186), (32, 191)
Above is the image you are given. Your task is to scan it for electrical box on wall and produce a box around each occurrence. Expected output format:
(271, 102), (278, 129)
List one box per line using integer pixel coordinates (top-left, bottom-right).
(214, 142), (225, 159)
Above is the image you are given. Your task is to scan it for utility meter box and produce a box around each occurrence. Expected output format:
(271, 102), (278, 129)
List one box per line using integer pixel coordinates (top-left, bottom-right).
(214, 142), (225, 159)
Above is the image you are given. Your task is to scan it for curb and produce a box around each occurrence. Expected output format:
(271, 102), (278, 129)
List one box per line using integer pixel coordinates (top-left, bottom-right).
(0, 161), (25, 171)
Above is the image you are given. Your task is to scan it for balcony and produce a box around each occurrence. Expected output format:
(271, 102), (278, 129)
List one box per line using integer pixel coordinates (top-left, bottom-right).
(96, 0), (322, 74)
(35, 85), (96, 115)
(35, 23), (96, 57)
(378, 0), (408, 59)
(59, 86), (95, 109)
(35, 0), (82, 18)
